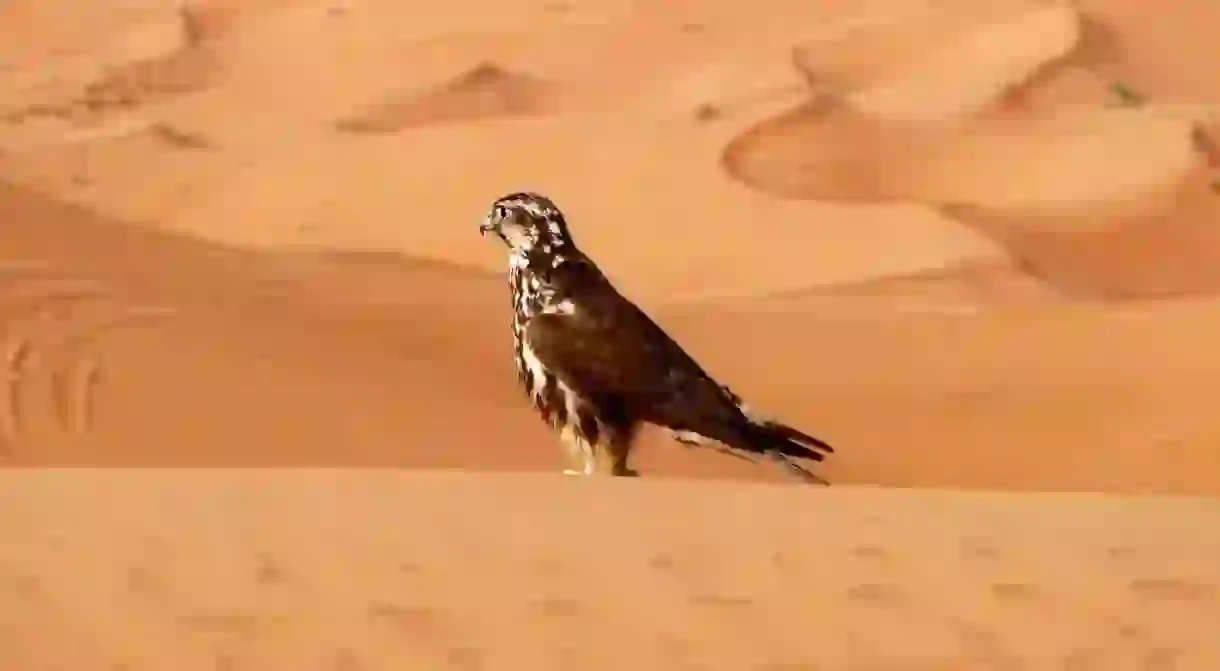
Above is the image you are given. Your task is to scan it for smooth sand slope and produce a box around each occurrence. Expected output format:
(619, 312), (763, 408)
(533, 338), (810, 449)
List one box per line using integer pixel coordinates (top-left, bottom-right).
(2, 0), (1220, 665)
(3, 470), (1219, 670)
(5, 180), (1220, 492)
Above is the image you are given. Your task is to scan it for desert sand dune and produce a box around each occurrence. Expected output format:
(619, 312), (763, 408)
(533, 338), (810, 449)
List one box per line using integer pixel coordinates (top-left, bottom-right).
(1070, 0), (1220, 103)
(2, 471), (1219, 669)
(791, 0), (1080, 122)
(4, 0), (1009, 300)
(726, 0), (1220, 298)
(2, 0), (1220, 665)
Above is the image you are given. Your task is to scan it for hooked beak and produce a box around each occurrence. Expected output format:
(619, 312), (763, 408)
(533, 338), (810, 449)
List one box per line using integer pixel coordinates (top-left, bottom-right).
(479, 213), (495, 238)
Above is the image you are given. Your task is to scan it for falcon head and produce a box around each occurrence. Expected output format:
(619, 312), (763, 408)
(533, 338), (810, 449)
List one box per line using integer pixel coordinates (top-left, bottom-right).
(479, 191), (574, 256)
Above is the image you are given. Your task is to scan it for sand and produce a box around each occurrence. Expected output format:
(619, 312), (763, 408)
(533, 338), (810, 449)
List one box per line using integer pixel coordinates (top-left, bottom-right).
(1, 0), (1220, 666)
(3, 470), (1220, 670)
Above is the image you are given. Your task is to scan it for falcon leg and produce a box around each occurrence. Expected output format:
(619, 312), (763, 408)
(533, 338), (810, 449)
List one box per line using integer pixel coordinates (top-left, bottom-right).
(559, 424), (597, 476)
(559, 422), (640, 477)
(602, 430), (639, 477)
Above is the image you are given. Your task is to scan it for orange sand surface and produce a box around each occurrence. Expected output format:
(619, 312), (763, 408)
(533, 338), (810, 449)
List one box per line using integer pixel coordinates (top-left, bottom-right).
(3, 470), (1219, 670)
(3, 0), (1220, 665)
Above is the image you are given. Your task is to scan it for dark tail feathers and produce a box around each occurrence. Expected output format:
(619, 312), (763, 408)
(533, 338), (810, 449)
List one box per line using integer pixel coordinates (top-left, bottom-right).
(729, 418), (834, 485)
(671, 384), (835, 484)
(747, 419), (834, 462)
(716, 385), (833, 466)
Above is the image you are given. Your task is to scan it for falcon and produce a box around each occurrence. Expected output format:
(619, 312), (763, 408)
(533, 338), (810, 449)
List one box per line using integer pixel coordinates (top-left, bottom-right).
(479, 191), (834, 484)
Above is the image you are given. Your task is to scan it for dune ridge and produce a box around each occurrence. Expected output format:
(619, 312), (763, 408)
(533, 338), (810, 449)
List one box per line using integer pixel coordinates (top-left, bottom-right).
(726, 0), (1220, 298)
(334, 62), (559, 133)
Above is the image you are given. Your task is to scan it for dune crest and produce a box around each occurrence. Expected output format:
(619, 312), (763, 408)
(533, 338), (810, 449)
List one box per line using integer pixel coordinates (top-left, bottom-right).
(334, 61), (557, 133)
(726, 4), (1220, 298)
(792, 0), (1080, 121)
(850, 2), (1079, 121)
(725, 100), (1220, 297)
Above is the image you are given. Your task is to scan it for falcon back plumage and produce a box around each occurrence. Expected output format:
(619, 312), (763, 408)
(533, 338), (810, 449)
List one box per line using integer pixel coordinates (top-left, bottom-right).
(480, 191), (834, 483)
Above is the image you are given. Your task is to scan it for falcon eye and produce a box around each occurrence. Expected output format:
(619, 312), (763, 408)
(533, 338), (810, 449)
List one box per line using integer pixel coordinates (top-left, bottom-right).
(495, 204), (510, 220)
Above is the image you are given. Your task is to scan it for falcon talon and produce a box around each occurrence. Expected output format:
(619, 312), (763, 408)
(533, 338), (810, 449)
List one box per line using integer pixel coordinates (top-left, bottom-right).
(480, 192), (835, 484)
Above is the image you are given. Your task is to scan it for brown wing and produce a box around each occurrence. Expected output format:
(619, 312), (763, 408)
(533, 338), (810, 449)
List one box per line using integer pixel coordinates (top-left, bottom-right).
(524, 294), (680, 404)
(524, 257), (750, 432)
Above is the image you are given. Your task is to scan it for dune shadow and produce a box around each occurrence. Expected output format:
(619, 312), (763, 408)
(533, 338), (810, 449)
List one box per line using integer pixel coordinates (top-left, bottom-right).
(333, 61), (559, 133)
